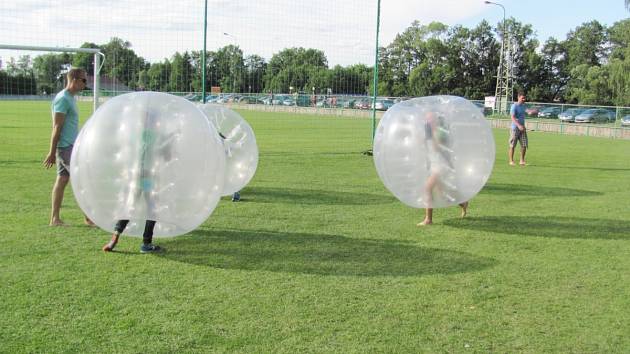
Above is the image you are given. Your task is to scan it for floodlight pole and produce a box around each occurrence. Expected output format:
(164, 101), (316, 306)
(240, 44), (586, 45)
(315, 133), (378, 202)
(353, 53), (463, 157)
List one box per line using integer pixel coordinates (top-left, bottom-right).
(371, 0), (381, 143)
(484, 0), (511, 115)
(202, 0), (208, 103)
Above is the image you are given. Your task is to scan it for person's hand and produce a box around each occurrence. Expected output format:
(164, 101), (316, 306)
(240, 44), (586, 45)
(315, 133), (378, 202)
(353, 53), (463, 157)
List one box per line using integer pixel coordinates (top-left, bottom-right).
(43, 153), (56, 169)
(518, 124), (525, 131)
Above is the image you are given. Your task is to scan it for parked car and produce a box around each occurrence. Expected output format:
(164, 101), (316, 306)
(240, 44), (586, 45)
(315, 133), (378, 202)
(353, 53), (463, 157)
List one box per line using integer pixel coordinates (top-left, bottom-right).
(621, 115), (630, 127)
(183, 93), (199, 102)
(373, 99), (395, 111)
(525, 106), (542, 116)
(537, 107), (561, 118)
(205, 94), (219, 102)
(355, 99), (371, 109)
(574, 109), (615, 123)
(558, 108), (584, 123)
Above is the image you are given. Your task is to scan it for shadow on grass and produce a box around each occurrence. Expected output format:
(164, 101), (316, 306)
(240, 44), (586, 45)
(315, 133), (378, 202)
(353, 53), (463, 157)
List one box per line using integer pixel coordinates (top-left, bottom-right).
(242, 186), (395, 205)
(444, 216), (630, 240)
(533, 164), (630, 172)
(481, 183), (602, 197)
(157, 229), (496, 277)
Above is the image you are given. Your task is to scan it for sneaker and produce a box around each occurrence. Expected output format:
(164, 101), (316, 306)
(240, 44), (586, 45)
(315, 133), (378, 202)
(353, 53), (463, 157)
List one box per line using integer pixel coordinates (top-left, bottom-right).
(232, 192), (241, 202)
(140, 244), (162, 253)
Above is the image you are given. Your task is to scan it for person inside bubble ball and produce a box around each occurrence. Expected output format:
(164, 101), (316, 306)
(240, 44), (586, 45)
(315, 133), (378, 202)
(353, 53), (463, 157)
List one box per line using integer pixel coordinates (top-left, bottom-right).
(218, 131), (241, 202)
(417, 111), (468, 226)
(103, 112), (178, 253)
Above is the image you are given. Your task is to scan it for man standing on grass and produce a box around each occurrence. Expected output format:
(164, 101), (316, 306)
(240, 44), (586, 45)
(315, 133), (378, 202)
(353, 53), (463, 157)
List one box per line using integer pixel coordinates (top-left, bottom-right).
(508, 92), (528, 166)
(43, 68), (94, 227)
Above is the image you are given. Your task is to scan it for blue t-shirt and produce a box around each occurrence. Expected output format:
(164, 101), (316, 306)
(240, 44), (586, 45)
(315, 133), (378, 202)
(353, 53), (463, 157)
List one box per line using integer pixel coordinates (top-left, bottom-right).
(510, 102), (526, 129)
(51, 89), (79, 148)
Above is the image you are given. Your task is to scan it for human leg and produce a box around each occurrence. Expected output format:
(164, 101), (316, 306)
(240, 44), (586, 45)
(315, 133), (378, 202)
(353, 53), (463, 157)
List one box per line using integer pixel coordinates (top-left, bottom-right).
(508, 129), (518, 165)
(50, 175), (69, 226)
(417, 208), (433, 226)
(519, 130), (528, 165)
(459, 201), (468, 218)
(102, 220), (129, 252)
(140, 220), (161, 253)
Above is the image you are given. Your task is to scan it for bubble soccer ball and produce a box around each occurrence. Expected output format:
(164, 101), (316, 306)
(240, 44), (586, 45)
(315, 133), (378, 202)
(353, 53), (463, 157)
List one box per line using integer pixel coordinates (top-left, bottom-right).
(198, 104), (258, 196)
(71, 92), (226, 237)
(373, 95), (495, 208)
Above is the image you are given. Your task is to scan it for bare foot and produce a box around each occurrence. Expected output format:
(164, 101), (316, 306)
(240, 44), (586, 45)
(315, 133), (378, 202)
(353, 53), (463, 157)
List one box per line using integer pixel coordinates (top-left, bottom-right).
(460, 202), (468, 218)
(49, 219), (67, 227)
(84, 218), (96, 227)
(519, 161), (527, 166)
(102, 235), (119, 252)
(417, 220), (432, 226)
(509, 161), (516, 166)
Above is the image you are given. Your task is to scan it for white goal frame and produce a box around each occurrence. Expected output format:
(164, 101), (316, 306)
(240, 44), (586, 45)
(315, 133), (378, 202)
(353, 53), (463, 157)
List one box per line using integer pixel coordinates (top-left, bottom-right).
(0, 44), (104, 111)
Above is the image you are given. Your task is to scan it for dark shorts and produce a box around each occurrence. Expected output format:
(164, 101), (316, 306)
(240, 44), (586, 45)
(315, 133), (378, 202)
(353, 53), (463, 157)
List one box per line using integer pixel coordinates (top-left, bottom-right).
(56, 145), (73, 177)
(509, 128), (528, 149)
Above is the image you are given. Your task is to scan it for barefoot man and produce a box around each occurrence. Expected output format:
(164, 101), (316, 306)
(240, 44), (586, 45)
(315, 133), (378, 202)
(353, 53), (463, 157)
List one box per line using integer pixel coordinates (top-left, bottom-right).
(43, 68), (94, 227)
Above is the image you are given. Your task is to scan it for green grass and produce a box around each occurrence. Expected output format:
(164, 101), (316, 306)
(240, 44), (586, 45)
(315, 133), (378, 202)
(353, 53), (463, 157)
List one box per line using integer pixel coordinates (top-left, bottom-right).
(2, 100), (630, 353)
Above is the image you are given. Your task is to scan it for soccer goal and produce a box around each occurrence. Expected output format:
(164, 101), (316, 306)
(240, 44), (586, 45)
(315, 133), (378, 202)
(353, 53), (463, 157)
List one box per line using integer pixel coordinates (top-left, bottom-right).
(0, 44), (104, 112)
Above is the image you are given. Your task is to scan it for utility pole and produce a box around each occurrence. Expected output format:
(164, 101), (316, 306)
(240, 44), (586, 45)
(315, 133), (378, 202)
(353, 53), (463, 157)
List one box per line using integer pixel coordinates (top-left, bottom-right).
(485, 1), (512, 114)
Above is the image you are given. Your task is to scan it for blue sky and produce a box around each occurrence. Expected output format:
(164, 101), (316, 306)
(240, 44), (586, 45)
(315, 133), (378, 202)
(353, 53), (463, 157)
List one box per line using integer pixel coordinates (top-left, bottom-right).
(459, 0), (629, 43)
(0, 0), (628, 66)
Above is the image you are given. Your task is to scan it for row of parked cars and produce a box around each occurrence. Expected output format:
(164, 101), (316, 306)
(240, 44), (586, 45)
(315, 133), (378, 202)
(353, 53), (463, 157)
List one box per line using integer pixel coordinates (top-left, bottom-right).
(186, 93), (401, 111)
(184, 93), (630, 125)
(525, 105), (627, 125)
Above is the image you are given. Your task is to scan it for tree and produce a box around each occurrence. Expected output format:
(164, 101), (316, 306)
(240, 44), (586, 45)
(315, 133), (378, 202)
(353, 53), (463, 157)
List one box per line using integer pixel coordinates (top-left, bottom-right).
(607, 19), (630, 60)
(566, 64), (613, 105)
(263, 47), (327, 93)
(32, 52), (73, 94)
(169, 51), (194, 92)
(564, 21), (607, 69)
(538, 38), (570, 101)
(100, 37), (148, 89)
(212, 45), (244, 93)
(244, 54), (266, 93)
(72, 42), (100, 75)
(145, 60), (171, 92)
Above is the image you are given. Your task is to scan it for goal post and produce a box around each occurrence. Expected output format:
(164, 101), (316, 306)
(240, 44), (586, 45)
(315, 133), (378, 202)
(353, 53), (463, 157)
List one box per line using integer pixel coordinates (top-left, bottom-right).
(0, 44), (104, 112)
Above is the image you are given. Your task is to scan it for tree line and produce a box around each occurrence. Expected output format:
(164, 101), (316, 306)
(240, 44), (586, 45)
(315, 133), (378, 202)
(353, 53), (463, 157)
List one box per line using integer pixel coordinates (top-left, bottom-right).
(1, 18), (628, 106)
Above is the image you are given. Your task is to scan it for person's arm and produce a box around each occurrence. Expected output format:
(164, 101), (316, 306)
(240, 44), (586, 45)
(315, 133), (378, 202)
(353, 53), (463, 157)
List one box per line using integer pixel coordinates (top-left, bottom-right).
(43, 112), (65, 169)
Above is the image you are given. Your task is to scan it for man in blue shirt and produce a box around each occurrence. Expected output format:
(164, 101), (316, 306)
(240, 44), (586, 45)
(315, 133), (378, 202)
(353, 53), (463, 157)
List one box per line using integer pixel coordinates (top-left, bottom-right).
(43, 68), (94, 226)
(508, 92), (528, 166)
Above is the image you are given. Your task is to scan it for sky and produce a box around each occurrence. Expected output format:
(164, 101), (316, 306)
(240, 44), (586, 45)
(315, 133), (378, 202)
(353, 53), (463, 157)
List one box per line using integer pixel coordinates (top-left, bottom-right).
(0, 0), (628, 67)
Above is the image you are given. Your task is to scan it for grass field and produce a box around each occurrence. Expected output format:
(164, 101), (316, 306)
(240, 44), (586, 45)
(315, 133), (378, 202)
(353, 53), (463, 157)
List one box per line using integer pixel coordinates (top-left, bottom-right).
(1, 100), (630, 353)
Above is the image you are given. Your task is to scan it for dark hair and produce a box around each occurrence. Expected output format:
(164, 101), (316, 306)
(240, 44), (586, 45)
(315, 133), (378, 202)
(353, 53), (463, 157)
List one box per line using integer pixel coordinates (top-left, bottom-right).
(517, 91), (526, 97)
(66, 68), (86, 81)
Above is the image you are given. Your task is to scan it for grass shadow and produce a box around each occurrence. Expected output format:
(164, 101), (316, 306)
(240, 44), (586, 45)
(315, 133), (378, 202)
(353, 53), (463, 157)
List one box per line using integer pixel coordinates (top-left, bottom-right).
(481, 183), (602, 197)
(444, 216), (630, 240)
(156, 229), (496, 277)
(533, 164), (630, 172)
(242, 186), (395, 205)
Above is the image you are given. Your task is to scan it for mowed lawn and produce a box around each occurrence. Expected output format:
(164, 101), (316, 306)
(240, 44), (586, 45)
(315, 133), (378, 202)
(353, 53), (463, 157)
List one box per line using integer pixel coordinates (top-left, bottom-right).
(1, 100), (630, 353)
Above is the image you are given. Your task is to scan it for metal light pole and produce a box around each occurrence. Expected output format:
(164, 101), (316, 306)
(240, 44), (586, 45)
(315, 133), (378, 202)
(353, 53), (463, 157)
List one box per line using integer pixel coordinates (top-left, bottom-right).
(223, 32), (238, 94)
(202, 0), (208, 103)
(484, 1), (511, 115)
